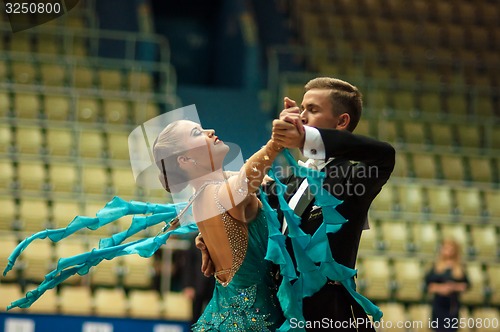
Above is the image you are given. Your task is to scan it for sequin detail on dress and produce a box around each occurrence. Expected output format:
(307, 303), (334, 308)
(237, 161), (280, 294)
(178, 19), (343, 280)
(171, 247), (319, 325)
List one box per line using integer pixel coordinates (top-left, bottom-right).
(213, 184), (248, 286)
(192, 284), (274, 332)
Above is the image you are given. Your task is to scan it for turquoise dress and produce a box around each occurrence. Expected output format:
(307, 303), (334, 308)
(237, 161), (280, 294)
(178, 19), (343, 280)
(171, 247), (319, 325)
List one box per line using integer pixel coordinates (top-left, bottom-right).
(192, 209), (284, 331)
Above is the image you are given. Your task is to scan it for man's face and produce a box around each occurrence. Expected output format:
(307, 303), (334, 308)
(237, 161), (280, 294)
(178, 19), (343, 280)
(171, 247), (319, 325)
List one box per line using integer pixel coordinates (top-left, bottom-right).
(300, 89), (339, 129)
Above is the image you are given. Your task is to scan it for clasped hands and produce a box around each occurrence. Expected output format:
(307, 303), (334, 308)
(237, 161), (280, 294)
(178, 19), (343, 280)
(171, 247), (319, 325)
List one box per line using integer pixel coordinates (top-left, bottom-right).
(196, 96), (305, 277)
(271, 97), (306, 150)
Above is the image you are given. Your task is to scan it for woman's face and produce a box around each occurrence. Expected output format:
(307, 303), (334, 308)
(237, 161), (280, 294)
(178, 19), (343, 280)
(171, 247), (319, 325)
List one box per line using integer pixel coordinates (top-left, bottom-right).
(440, 241), (458, 260)
(174, 120), (229, 171)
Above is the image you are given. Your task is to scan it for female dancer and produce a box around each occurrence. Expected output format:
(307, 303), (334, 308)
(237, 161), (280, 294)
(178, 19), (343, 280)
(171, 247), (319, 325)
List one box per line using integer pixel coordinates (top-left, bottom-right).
(152, 119), (285, 330)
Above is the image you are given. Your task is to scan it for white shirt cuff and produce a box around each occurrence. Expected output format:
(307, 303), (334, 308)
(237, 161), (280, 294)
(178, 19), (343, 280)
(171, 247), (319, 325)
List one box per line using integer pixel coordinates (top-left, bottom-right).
(303, 126), (326, 160)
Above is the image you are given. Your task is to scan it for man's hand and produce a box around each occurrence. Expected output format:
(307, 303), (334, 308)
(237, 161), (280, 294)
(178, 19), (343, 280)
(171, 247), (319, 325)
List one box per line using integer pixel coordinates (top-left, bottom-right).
(195, 233), (215, 277)
(272, 119), (305, 149)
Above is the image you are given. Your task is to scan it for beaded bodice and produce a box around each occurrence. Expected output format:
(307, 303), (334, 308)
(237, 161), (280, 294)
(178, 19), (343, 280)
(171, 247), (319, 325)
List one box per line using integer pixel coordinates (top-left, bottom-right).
(213, 200), (248, 287)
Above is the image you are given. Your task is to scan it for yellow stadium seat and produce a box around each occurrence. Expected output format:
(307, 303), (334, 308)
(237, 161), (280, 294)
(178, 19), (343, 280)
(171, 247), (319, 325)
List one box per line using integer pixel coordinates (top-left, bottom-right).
(15, 125), (44, 155)
(111, 167), (137, 197)
(11, 61), (37, 85)
(461, 262), (485, 306)
(445, 24), (465, 49)
(14, 92), (41, 119)
(55, 240), (88, 286)
(430, 123), (455, 147)
(98, 69), (123, 90)
(470, 225), (497, 259)
(0, 91), (10, 117)
(0, 124), (12, 153)
(0, 283), (24, 313)
(380, 221), (409, 253)
(19, 198), (50, 233)
(81, 166), (109, 195)
(358, 256), (392, 301)
(401, 122), (427, 145)
(129, 290), (162, 319)
(90, 258), (121, 288)
(486, 264), (500, 305)
(0, 197), (16, 231)
(456, 125), (481, 149)
(441, 224), (469, 249)
(52, 200), (81, 229)
(411, 153), (438, 179)
(358, 220), (379, 252)
(446, 92), (468, 117)
(17, 161), (46, 192)
(9, 33), (33, 52)
(427, 186), (454, 215)
(371, 184), (395, 212)
(107, 131), (130, 160)
(0, 160), (15, 191)
(59, 286), (93, 316)
(44, 95), (70, 121)
(78, 130), (105, 159)
(393, 152), (410, 178)
(376, 303), (407, 332)
(76, 97), (100, 122)
(419, 91), (442, 115)
(132, 101), (160, 123)
(94, 288), (127, 317)
(468, 157), (493, 183)
(163, 291), (192, 321)
(48, 163), (78, 193)
(485, 191), (500, 219)
(36, 35), (60, 55)
(46, 128), (74, 157)
(440, 155), (465, 182)
(474, 95), (494, 118)
(407, 304), (432, 332)
(0, 234), (19, 282)
(20, 241), (53, 283)
(26, 286), (58, 314)
(392, 90), (416, 114)
(122, 255), (154, 289)
(40, 63), (66, 86)
(471, 308), (500, 331)
(454, 188), (483, 217)
(103, 99), (129, 124)
(72, 66), (94, 89)
(128, 71), (153, 92)
(411, 222), (439, 254)
(378, 119), (400, 144)
(397, 184), (425, 214)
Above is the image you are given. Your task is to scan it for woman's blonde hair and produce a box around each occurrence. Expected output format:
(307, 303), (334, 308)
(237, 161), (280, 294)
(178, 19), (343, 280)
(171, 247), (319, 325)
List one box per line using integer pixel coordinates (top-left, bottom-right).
(153, 120), (191, 193)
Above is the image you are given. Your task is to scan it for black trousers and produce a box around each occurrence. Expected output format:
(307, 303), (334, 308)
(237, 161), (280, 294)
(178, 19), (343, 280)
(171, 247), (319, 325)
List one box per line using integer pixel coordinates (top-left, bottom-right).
(302, 283), (377, 332)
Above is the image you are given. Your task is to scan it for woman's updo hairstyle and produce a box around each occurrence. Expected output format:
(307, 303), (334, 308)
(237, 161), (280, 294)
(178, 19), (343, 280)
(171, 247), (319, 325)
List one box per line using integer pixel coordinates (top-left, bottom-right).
(153, 121), (191, 193)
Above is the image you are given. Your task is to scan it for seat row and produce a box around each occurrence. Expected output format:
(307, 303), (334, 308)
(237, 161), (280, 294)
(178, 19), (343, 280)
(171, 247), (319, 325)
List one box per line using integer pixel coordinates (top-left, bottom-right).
(0, 60), (156, 92)
(292, 0), (500, 27)
(356, 256), (500, 306)
(0, 93), (161, 124)
(0, 283), (191, 321)
(360, 219), (498, 258)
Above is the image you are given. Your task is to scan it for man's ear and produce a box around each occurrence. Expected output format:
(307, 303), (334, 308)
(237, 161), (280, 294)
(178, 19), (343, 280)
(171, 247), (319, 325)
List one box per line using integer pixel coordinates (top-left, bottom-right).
(336, 113), (351, 130)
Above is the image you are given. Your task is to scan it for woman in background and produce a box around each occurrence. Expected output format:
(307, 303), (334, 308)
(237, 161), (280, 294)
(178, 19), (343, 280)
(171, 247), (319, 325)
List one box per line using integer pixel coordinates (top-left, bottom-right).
(425, 239), (470, 332)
